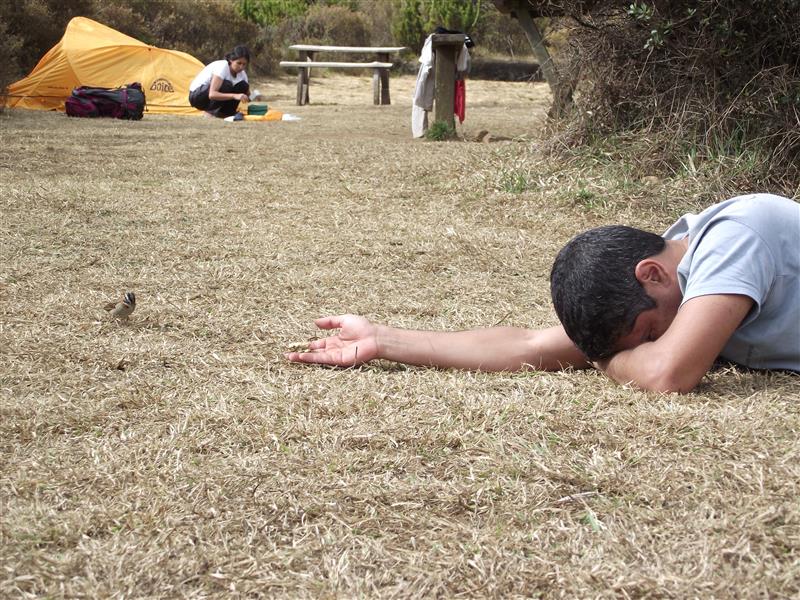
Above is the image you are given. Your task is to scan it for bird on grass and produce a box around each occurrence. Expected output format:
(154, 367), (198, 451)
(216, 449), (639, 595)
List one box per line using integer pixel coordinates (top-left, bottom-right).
(104, 292), (136, 321)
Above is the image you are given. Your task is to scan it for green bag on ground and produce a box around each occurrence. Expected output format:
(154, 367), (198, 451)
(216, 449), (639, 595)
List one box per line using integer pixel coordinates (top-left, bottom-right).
(248, 103), (269, 116)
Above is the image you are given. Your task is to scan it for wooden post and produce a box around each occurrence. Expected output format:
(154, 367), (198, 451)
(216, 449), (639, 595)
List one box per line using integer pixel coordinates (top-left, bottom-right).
(378, 52), (391, 105)
(512, 2), (572, 116)
(431, 33), (465, 130)
(295, 50), (313, 105)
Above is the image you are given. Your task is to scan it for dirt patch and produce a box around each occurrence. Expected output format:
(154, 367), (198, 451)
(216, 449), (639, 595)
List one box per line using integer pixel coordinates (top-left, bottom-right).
(259, 72), (551, 140)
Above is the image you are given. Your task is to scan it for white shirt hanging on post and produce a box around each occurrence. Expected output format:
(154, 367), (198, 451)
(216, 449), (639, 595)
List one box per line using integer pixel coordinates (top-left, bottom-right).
(411, 35), (435, 138)
(411, 35), (471, 138)
(456, 44), (470, 74)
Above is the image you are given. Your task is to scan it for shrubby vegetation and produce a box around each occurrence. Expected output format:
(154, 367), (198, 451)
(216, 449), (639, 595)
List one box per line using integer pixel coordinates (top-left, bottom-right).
(274, 3), (372, 53)
(0, 0), (528, 99)
(390, 0), (480, 52)
(239, 0), (311, 27)
(0, 18), (22, 100)
(551, 0), (800, 182)
(2, 0), (797, 185)
(0, 0), (263, 87)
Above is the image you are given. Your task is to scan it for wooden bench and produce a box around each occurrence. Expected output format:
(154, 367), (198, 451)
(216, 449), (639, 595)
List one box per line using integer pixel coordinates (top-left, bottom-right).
(280, 44), (406, 106)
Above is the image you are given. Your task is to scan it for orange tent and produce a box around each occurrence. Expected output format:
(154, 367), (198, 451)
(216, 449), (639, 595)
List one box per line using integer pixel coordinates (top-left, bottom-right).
(4, 16), (204, 115)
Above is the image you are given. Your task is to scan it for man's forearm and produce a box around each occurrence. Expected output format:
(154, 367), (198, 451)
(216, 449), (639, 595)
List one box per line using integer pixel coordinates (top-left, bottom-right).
(375, 325), (588, 372)
(596, 295), (754, 393)
(597, 345), (698, 393)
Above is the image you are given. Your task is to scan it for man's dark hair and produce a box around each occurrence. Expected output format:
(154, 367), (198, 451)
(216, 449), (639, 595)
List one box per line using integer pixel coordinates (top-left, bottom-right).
(550, 225), (666, 361)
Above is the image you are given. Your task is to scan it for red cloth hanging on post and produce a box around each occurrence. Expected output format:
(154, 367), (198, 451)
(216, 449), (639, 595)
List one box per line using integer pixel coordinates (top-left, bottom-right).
(454, 79), (466, 123)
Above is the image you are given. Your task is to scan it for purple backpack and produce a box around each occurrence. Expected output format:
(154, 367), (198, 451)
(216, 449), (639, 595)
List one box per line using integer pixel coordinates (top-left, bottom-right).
(65, 83), (146, 120)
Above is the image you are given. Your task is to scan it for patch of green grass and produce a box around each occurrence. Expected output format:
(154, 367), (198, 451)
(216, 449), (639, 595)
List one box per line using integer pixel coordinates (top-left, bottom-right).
(575, 187), (596, 206)
(678, 127), (768, 182)
(425, 120), (456, 141)
(499, 170), (529, 193)
(581, 509), (605, 532)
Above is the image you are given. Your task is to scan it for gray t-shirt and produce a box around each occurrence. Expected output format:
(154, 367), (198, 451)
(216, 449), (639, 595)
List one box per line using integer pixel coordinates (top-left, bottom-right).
(663, 193), (799, 371)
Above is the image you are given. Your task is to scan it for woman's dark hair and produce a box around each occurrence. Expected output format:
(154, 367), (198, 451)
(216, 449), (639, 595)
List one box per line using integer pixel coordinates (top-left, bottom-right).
(225, 45), (251, 63)
(550, 225), (666, 361)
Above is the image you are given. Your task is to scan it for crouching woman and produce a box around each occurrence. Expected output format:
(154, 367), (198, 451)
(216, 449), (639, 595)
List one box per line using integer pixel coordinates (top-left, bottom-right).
(189, 45), (251, 118)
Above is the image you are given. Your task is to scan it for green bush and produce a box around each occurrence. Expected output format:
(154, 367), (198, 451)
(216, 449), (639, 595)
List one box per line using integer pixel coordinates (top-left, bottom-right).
(424, 120), (456, 141)
(0, 0), (273, 78)
(0, 17), (23, 107)
(91, 1), (158, 45)
(238, 0), (309, 27)
(393, 0), (426, 52)
(423, 0), (480, 33)
(301, 4), (369, 46)
(469, 4), (539, 58)
(556, 0), (800, 181)
(1, 0), (95, 75)
(354, 0), (397, 47)
(142, 0), (264, 69)
(390, 0), (538, 57)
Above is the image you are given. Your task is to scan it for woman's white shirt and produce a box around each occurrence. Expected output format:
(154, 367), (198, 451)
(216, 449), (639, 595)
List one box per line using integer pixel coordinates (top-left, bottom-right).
(189, 60), (248, 91)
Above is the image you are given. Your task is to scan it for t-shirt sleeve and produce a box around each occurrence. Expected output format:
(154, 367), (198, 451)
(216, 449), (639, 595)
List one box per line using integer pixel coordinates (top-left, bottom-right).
(211, 61), (229, 80)
(680, 218), (776, 325)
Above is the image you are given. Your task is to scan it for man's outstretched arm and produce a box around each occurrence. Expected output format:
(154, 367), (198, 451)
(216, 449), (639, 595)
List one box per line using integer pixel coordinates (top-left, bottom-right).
(596, 294), (754, 393)
(285, 314), (590, 372)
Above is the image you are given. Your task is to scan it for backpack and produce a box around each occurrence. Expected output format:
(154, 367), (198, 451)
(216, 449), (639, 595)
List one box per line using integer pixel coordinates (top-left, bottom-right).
(65, 83), (146, 120)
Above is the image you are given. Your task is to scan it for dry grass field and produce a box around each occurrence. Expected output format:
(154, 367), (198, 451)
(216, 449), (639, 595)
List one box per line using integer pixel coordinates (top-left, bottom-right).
(1, 73), (798, 598)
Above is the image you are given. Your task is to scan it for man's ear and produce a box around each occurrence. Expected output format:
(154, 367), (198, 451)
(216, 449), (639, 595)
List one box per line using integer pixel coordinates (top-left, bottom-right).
(634, 259), (668, 286)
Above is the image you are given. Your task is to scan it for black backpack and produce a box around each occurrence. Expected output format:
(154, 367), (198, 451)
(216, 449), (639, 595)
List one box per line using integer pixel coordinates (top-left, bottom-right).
(65, 83), (146, 120)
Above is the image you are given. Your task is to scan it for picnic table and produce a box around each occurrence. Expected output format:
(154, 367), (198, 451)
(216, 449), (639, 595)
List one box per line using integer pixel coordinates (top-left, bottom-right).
(280, 44), (406, 106)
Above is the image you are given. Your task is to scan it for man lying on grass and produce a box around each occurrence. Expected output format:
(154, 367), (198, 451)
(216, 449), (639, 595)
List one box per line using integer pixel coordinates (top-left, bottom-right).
(287, 193), (799, 393)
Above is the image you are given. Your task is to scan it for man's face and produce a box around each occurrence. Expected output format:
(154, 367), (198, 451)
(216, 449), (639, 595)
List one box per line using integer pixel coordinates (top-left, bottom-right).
(614, 302), (679, 352)
(613, 258), (685, 354)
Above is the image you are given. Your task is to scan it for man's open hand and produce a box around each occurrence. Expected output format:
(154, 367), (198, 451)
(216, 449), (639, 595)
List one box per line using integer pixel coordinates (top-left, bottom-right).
(285, 314), (379, 367)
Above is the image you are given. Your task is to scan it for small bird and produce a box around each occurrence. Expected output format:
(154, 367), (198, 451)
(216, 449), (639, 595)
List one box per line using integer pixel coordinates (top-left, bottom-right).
(104, 291), (136, 321)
